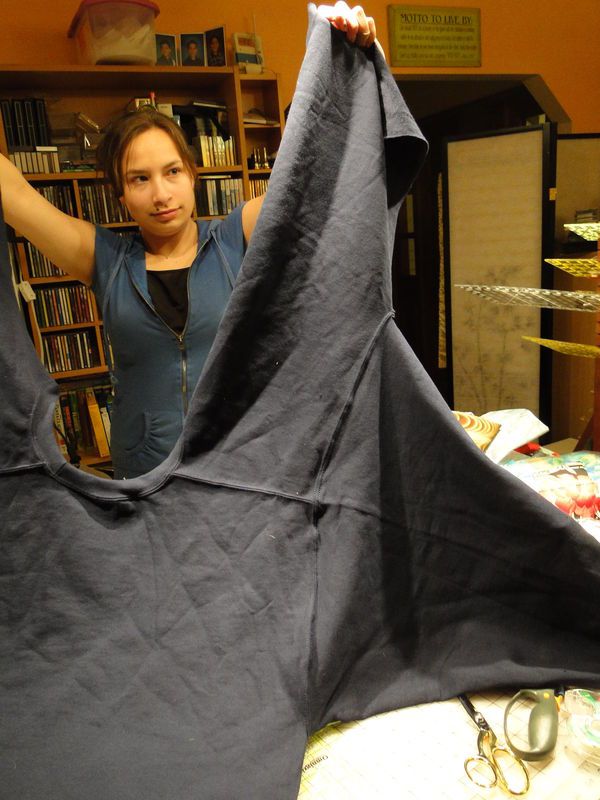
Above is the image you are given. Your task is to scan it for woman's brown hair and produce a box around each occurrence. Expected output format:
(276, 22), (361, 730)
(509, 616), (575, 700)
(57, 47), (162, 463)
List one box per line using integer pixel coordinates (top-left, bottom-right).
(96, 108), (197, 197)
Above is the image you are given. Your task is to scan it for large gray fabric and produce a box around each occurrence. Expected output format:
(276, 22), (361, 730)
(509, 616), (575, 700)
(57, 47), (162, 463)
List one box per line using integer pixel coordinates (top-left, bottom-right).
(1, 7), (600, 799)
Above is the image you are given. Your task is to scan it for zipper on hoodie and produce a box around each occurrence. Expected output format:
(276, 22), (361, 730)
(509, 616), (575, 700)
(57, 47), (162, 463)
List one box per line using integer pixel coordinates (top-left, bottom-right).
(133, 237), (209, 417)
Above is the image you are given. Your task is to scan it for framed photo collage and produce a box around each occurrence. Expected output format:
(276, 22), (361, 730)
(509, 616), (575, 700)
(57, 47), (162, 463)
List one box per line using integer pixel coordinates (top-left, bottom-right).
(155, 27), (226, 67)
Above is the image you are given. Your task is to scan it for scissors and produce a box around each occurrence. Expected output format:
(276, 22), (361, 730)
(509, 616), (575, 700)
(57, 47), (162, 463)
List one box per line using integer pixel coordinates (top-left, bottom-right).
(458, 694), (530, 796)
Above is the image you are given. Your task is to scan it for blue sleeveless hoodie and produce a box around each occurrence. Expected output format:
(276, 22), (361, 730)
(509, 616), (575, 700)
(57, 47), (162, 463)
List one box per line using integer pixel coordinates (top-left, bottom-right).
(93, 209), (245, 478)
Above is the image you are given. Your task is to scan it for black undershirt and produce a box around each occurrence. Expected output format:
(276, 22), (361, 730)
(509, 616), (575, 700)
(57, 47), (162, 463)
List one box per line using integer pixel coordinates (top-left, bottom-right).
(146, 267), (190, 335)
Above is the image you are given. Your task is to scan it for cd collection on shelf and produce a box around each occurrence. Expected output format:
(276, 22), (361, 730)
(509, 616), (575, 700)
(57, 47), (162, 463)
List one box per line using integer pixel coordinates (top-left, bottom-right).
(34, 284), (96, 328)
(79, 182), (132, 225)
(33, 183), (75, 214)
(24, 242), (66, 279)
(42, 330), (98, 374)
(195, 176), (244, 216)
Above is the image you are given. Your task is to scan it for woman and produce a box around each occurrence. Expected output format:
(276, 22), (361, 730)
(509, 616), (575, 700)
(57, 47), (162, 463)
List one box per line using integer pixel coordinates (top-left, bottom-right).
(0, 3), (378, 478)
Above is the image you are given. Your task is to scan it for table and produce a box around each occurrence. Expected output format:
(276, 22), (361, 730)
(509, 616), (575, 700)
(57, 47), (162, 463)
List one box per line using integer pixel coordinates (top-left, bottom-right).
(299, 692), (600, 799)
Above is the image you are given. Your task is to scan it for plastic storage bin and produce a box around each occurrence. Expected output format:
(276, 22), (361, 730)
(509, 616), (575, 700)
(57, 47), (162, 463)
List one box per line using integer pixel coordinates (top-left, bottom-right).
(68, 0), (160, 65)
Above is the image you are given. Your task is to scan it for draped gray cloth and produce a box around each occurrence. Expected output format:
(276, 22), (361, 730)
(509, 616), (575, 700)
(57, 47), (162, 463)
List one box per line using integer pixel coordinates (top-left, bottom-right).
(1, 7), (599, 799)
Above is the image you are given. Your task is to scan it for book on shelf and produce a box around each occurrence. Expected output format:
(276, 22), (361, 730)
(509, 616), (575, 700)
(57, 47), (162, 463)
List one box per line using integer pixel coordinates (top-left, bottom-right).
(77, 389), (94, 449)
(58, 392), (77, 448)
(60, 395), (84, 454)
(99, 387), (113, 436)
(68, 389), (83, 448)
(192, 100), (228, 111)
(249, 177), (269, 198)
(54, 384), (113, 459)
(52, 400), (70, 459)
(99, 403), (111, 443)
(242, 109), (278, 126)
(54, 385), (112, 451)
(94, 385), (113, 446)
(85, 387), (110, 457)
(75, 111), (101, 134)
(193, 134), (237, 167)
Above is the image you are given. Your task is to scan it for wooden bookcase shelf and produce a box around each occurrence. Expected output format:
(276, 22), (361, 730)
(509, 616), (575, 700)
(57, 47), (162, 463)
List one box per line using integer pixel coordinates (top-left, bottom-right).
(1, 63), (285, 464)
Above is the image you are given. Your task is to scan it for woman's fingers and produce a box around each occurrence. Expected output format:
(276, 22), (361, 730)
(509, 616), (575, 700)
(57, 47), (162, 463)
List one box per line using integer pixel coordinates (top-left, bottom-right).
(354, 7), (377, 47)
(317, 2), (377, 48)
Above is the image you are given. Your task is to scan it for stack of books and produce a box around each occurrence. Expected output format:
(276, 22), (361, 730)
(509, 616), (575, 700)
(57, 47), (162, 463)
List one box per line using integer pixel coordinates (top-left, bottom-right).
(193, 133), (237, 167)
(249, 177), (269, 198)
(172, 100), (238, 168)
(54, 384), (113, 460)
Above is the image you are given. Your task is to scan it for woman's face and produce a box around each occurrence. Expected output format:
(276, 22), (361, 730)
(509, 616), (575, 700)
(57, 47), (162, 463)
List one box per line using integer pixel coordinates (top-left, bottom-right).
(119, 127), (195, 238)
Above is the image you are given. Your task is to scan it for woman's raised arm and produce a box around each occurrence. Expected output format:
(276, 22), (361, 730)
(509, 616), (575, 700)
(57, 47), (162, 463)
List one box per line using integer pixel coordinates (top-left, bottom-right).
(1, 152), (96, 286)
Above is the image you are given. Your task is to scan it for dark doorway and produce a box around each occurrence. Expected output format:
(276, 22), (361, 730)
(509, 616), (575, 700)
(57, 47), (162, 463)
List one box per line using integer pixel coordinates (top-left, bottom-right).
(391, 76), (560, 404)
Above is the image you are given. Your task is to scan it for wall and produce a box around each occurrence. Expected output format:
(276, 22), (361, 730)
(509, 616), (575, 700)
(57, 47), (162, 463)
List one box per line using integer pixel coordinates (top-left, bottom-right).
(0, 1), (599, 132)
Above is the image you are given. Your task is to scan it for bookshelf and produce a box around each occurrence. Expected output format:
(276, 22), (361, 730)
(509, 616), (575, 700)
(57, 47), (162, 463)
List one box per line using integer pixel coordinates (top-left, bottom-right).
(239, 73), (284, 197)
(0, 64), (285, 466)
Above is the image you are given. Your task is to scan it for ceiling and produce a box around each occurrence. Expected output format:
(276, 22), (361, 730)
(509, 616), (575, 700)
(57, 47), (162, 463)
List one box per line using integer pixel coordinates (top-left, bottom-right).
(393, 74), (570, 129)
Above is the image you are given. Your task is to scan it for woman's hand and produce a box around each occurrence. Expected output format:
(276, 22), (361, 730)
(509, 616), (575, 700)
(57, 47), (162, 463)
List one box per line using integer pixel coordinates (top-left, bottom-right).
(317, 2), (377, 48)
